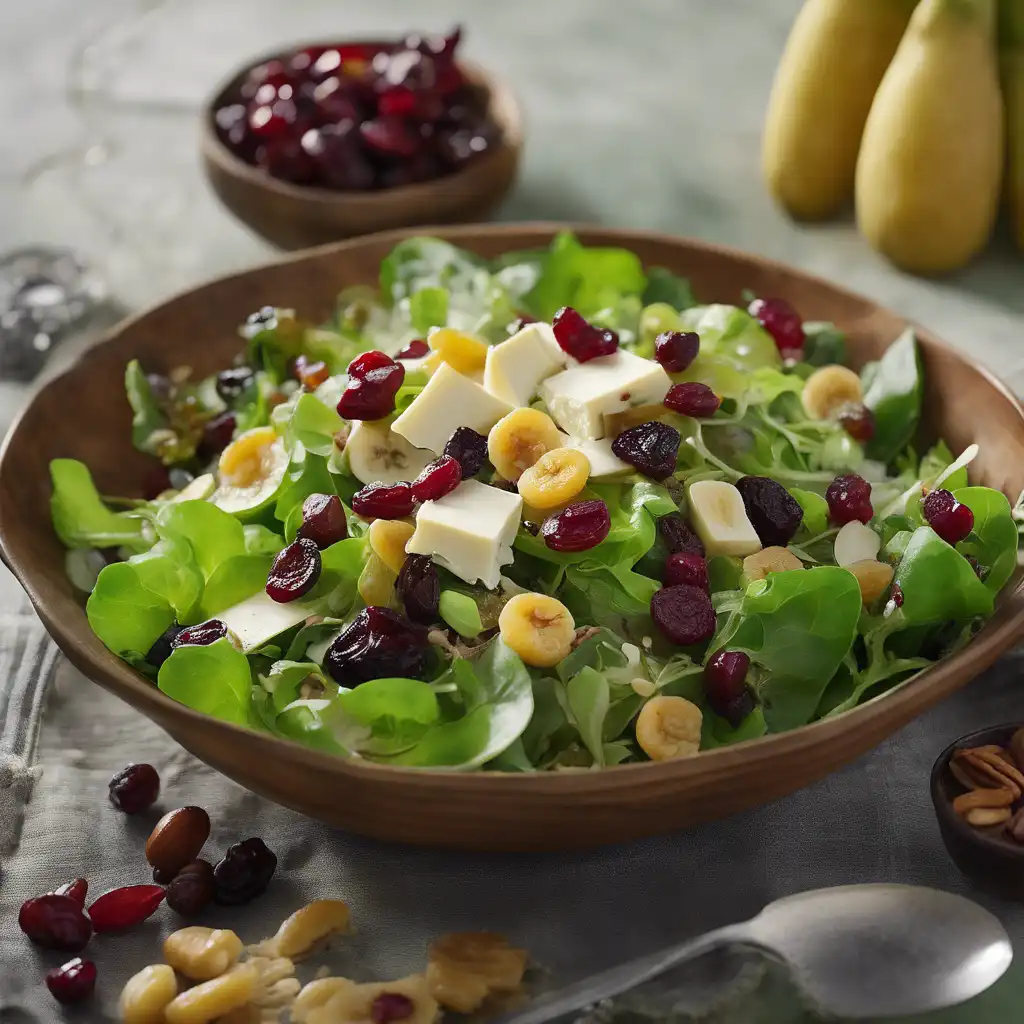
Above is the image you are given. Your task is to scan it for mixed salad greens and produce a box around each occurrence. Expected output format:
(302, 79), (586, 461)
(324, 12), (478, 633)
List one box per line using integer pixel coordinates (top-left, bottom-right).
(50, 232), (1022, 771)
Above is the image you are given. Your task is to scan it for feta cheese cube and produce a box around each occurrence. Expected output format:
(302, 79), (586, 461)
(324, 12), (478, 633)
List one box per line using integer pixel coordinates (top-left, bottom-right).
(539, 350), (671, 440)
(392, 362), (513, 454)
(483, 323), (566, 407)
(408, 479), (523, 589)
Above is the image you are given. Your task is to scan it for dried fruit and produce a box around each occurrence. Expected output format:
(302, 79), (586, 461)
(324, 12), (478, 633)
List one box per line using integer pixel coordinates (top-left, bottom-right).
(173, 619), (228, 648)
(218, 427), (279, 488)
(517, 447), (590, 509)
(411, 455), (463, 502)
(163, 962), (257, 1024)
(337, 361), (405, 421)
(213, 837), (278, 906)
(551, 306), (618, 362)
(703, 650), (755, 727)
(167, 860), (216, 917)
(46, 957), (97, 1004)
(426, 932), (528, 1014)
(215, 367), (255, 403)
(368, 518), (415, 574)
(261, 899), (351, 960)
(120, 964), (179, 1024)
(657, 512), (705, 556)
(200, 411), (237, 457)
(396, 339), (429, 360)
(51, 879), (88, 906)
(734, 476), (803, 547)
(348, 351), (396, 379)
(373, 992), (416, 1024)
(164, 926), (243, 981)
(295, 975), (436, 1024)
(396, 555), (441, 624)
(541, 500), (611, 552)
(295, 356), (330, 390)
(825, 473), (873, 525)
(663, 552), (709, 591)
(487, 408), (562, 481)
(498, 593), (575, 668)
(88, 885), (166, 933)
(635, 696), (702, 761)
(326, 606), (429, 685)
(266, 538), (323, 603)
(742, 546), (804, 583)
(654, 331), (700, 373)
(352, 481), (416, 519)
(663, 382), (721, 418)
(748, 297), (804, 354)
(611, 421), (681, 480)
(922, 488), (974, 545)
(18, 894), (93, 952)
(650, 585), (717, 646)
(146, 806), (212, 877)
(847, 559), (894, 605)
(837, 402), (875, 442)
(443, 426), (488, 478)
(297, 493), (348, 548)
(109, 763), (161, 814)
(801, 365), (863, 420)
(426, 328), (489, 376)
(146, 623), (183, 667)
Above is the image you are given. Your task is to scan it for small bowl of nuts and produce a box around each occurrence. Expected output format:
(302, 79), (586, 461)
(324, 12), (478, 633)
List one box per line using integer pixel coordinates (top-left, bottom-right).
(931, 724), (1024, 899)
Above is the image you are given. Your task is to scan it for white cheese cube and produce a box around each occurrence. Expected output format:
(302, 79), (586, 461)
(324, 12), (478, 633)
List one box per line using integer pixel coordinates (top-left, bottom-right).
(483, 323), (566, 407)
(539, 350), (671, 440)
(687, 480), (762, 558)
(576, 438), (633, 479)
(219, 591), (312, 653)
(407, 479), (523, 589)
(392, 362), (513, 454)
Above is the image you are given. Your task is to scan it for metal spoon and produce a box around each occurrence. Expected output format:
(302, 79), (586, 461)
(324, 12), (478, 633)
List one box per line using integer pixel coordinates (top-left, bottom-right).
(499, 885), (1012, 1022)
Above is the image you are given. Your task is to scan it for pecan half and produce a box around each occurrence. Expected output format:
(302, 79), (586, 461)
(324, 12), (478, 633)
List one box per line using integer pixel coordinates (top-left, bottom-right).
(952, 787), (1015, 816)
(966, 807), (1012, 828)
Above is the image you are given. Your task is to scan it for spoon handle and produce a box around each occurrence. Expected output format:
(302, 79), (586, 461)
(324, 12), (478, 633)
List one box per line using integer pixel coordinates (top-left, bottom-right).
(497, 923), (753, 1024)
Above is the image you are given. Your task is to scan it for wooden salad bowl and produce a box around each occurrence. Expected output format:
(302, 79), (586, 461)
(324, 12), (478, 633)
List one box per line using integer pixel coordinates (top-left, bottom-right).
(3, 225), (1024, 851)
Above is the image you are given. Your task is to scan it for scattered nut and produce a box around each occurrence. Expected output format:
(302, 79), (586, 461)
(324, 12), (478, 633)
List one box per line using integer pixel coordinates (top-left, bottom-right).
(952, 787), (1015, 816)
(119, 964), (178, 1024)
(255, 899), (351, 960)
(964, 748), (1024, 798)
(146, 807), (211, 877)
(163, 926), (243, 982)
(846, 559), (894, 605)
(163, 962), (257, 1024)
(1010, 728), (1024, 774)
(965, 807), (1012, 828)
(426, 933), (527, 1014)
(292, 975), (438, 1024)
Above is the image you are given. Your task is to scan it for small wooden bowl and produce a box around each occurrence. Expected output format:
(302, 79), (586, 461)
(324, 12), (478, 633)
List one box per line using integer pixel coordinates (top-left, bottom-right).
(931, 725), (1024, 901)
(201, 44), (523, 250)
(4, 225), (1024, 851)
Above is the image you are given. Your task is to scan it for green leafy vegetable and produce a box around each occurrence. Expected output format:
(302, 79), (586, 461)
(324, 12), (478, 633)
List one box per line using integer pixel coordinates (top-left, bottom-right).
(566, 666), (611, 764)
(439, 591), (483, 638)
(409, 287), (449, 334)
(128, 537), (203, 622)
(862, 329), (922, 464)
(156, 501), (245, 580)
(679, 305), (781, 371)
(953, 487), (1018, 593)
(284, 393), (344, 458)
(201, 554), (274, 618)
(791, 488), (829, 536)
(642, 267), (696, 311)
(158, 638), (252, 724)
(87, 562), (175, 657)
(50, 459), (147, 551)
(801, 322), (847, 367)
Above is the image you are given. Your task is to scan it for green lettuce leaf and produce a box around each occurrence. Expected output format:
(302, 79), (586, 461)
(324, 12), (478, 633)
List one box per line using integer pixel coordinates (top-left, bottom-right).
(862, 329), (922, 464)
(87, 562), (175, 656)
(50, 459), (147, 551)
(953, 487), (1018, 594)
(158, 637), (252, 724)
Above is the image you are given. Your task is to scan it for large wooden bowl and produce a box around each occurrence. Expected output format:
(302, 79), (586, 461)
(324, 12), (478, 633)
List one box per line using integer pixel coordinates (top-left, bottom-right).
(3, 225), (1024, 851)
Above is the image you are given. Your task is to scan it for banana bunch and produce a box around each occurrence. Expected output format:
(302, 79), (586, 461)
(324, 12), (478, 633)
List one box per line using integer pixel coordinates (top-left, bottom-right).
(762, 0), (1023, 275)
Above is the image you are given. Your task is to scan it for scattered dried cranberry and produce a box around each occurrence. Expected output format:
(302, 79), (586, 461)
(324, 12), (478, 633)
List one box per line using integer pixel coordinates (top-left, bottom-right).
(19, 895), (93, 952)
(215, 366), (255, 403)
(836, 403), (875, 443)
(172, 619), (228, 648)
(664, 552), (709, 591)
(657, 512), (705, 556)
(88, 885), (165, 933)
(337, 361), (405, 420)
(352, 481), (415, 519)
(412, 455), (462, 502)
(748, 297), (804, 354)
(396, 555), (441, 624)
(146, 623), (183, 668)
(348, 350), (395, 378)
(372, 993), (416, 1024)
(735, 476), (803, 547)
(46, 958), (96, 1005)
(664, 382), (721, 418)
(108, 763), (160, 815)
(297, 493), (349, 548)
(651, 585), (717, 647)
(51, 879), (88, 906)
(541, 500), (611, 552)
(892, 583), (904, 607)
(654, 331), (700, 373)
(551, 307), (618, 362)
(326, 606), (429, 684)
(443, 426), (488, 478)
(213, 838), (278, 906)
(826, 474), (873, 525)
(923, 488), (975, 545)
(267, 538), (323, 602)
(611, 421), (681, 480)
(295, 355), (330, 390)
(166, 860), (215, 917)
(703, 650), (755, 727)
(396, 339), (429, 360)
(199, 411), (237, 457)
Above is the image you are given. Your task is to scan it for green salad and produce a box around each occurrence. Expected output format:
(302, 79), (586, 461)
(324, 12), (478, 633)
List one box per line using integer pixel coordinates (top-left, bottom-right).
(50, 232), (1022, 770)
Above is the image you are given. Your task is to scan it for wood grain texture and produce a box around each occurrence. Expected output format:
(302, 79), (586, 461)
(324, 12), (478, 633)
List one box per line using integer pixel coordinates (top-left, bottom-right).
(3, 224), (1023, 851)
(201, 48), (523, 250)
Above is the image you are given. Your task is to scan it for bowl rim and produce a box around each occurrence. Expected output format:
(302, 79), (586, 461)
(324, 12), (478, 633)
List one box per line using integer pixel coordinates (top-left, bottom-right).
(4, 221), (1024, 793)
(200, 39), (524, 207)
(930, 722), (1024, 857)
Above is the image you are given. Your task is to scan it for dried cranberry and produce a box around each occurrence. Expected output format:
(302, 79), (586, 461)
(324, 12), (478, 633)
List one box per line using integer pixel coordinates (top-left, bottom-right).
(297, 493), (348, 548)
(378, 84), (419, 116)
(19, 895), (93, 952)
(302, 122), (376, 191)
(295, 355), (330, 389)
(337, 362), (405, 421)
(396, 555), (441, 624)
(551, 307), (619, 362)
(923, 488), (975, 545)
(651, 585), (717, 647)
(311, 76), (360, 121)
(46, 958), (96, 1005)
(735, 476), (803, 547)
(664, 552), (709, 591)
(266, 538), (322, 603)
(214, 104), (252, 156)
(360, 116), (421, 157)
(657, 512), (705, 556)
(703, 649), (755, 727)
(396, 339), (429, 360)
(199, 411), (236, 457)
(443, 427), (488, 478)
(51, 879), (88, 906)
(213, 838), (278, 905)
(541, 500), (611, 552)
(826, 474), (873, 525)
(372, 993), (416, 1024)
(290, 45), (326, 74)
(257, 132), (317, 184)
(215, 366), (254, 403)
(611, 422), (681, 480)
(108, 763), (160, 814)
(654, 331), (700, 373)
(249, 98), (300, 138)
(173, 619), (228, 647)
(522, 520), (541, 536)
(836, 403), (875, 443)
(166, 860), (215, 917)
(352, 481), (415, 519)
(89, 885), (165, 933)
(412, 455), (462, 503)
(748, 297), (804, 354)
(326, 607), (429, 685)
(146, 623), (183, 668)
(892, 582), (904, 607)
(664, 382), (721, 418)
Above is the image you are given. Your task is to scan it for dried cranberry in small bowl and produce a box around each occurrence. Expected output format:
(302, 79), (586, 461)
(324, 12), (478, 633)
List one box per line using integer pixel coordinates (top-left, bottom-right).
(735, 476), (803, 548)
(297, 493), (348, 548)
(664, 552), (709, 591)
(826, 473), (873, 525)
(18, 895), (93, 952)
(173, 619), (228, 648)
(551, 307), (618, 362)
(412, 455), (462, 503)
(541, 500), (611, 552)
(703, 649), (755, 728)
(46, 958), (97, 1005)
(664, 382), (721, 419)
(748, 297), (804, 354)
(396, 339), (429, 360)
(326, 606), (429, 685)
(923, 488), (975, 545)
(257, 132), (317, 184)
(654, 331), (700, 373)
(88, 885), (166, 933)
(109, 763), (160, 815)
(267, 538), (323, 603)
(611, 422), (681, 480)
(301, 122), (376, 191)
(657, 512), (705, 557)
(443, 426), (488, 478)
(651, 585), (717, 647)
(213, 837), (278, 906)
(352, 481), (415, 520)
(396, 554), (441, 624)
